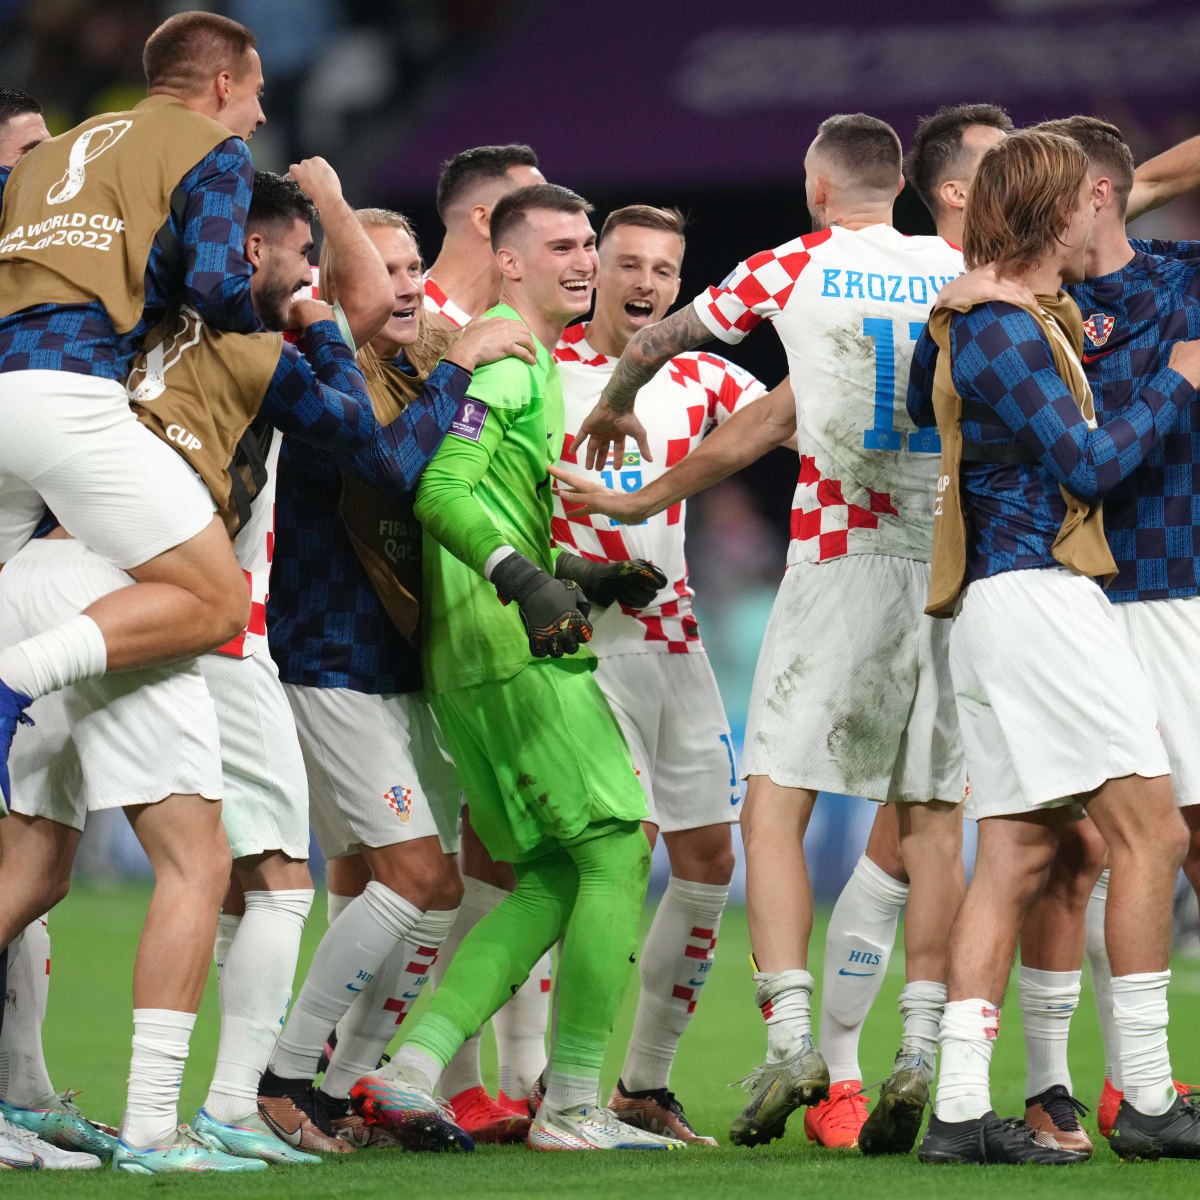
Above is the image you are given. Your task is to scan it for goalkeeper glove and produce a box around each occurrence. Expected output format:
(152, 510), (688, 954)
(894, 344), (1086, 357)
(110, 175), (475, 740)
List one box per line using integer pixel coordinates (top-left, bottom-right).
(491, 551), (592, 659)
(554, 551), (667, 609)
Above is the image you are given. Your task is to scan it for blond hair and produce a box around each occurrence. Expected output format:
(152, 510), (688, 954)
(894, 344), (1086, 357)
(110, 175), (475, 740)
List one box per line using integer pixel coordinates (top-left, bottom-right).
(963, 130), (1089, 273)
(318, 207), (453, 386)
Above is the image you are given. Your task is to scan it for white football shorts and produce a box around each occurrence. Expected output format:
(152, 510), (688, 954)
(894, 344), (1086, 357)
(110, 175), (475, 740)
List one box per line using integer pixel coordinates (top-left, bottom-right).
(0, 538), (222, 825)
(1112, 594), (1200, 809)
(200, 650), (310, 860)
(594, 650), (740, 831)
(0, 370), (215, 566)
(743, 555), (963, 804)
(283, 683), (462, 860)
(951, 567), (1169, 820)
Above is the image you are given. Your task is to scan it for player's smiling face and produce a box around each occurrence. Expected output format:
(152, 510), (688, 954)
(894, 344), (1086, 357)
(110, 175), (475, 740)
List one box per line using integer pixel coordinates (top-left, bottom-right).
(366, 224), (425, 355)
(220, 48), (266, 140)
(508, 208), (598, 325)
(249, 216), (314, 332)
(594, 225), (683, 343)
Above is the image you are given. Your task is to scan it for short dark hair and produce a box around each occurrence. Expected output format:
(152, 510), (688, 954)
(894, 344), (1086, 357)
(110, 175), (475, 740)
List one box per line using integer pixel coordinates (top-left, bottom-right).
(435, 144), (540, 220)
(904, 103), (1015, 215)
(0, 88), (42, 127)
(143, 11), (257, 93)
(490, 183), (592, 251)
(248, 170), (317, 234)
(1036, 115), (1135, 217)
(599, 205), (687, 251)
(812, 113), (903, 192)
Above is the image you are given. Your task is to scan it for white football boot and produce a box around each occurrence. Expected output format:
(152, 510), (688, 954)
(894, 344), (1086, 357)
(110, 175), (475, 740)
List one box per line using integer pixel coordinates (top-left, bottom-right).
(0, 1112), (101, 1168)
(528, 1103), (686, 1151)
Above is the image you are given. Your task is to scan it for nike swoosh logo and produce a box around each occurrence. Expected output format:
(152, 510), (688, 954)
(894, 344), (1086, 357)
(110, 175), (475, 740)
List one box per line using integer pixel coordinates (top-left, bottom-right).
(688, 977), (708, 987)
(401, 991), (421, 1000)
(345, 982), (364, 992)
(1082, 349), (1115, 363)
(837, 969), (875, 977)
(261, 1114), (304, 1147)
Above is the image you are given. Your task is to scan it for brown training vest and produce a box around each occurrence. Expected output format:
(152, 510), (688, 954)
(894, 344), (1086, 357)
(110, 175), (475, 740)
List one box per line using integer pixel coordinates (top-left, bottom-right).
(127, 307), (283, 536)
(0, 95), (234, 331)
(339, 359), (426, 642)
(926, 290), (1117, 618)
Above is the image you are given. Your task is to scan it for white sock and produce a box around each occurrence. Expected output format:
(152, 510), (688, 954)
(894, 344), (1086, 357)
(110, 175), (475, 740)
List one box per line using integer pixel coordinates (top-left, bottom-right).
(122, 1008), (196, 1149)
(1085, 869), (1120, 1087)
(1018, 966), (1079, 1098)
(0, 615), (106, 702)
(213, 912), (241, 983)
(204, 889), (313, 1123)
(327, 890), (355, 927)
(322, 907), (457, 1099)
(820, 855), (907, 1083)
(269, 881), (422, 1082)
(544, 1071), (596, 1113)
(753, 968), (815, 1063)
(935, 998), (999, 1122)
(898, 979), (945, 1077)
(383, 1044), (442, 1095)
(434, 877), (507, 1099)
(1111, 971), (1174, 1116)
(620, 876), (728, 1092)
(0, 920), (54, 1105)
(494, 952), (553, 1099)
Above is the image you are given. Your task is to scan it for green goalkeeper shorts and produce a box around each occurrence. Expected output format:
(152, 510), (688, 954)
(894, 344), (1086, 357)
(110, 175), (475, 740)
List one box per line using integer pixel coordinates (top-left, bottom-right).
(430, 658), (648, 863)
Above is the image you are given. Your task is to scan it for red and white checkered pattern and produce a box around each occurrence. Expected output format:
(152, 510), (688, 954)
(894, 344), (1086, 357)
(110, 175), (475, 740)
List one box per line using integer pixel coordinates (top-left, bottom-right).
(696, 225), (964, 566)
(553, 323), (765, 655)
(422, 274), (472, 330)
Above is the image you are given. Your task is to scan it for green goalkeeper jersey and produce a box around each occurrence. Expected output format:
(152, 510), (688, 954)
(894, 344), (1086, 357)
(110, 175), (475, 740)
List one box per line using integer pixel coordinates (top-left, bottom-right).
(414, 303), (592, 693)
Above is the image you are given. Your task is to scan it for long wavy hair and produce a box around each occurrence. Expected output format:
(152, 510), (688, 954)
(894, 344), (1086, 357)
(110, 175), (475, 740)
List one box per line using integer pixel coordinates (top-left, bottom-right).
(318, 207), (454, 386)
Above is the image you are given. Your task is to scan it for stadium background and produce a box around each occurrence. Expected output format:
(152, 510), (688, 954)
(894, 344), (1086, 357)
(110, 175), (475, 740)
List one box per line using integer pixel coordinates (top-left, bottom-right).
(2, 0), (1197, 923)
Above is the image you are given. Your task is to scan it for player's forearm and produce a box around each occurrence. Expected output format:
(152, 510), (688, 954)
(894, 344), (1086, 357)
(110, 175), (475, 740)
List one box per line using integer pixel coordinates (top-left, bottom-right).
(1128, 134), (1200, 221)
(602, 305), (712, 413)
(320, 198), (392, 349)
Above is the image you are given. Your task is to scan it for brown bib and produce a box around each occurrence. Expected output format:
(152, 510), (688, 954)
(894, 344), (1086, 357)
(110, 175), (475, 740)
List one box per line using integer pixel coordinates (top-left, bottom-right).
(339, 358), (427, 640)
(926, 290), (1117, 618)
(128, 307), (283, 535)
(0, 96), (235, 332)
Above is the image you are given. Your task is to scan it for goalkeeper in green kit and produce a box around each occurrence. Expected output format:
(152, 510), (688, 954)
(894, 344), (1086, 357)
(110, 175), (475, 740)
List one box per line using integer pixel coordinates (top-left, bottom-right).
(350, 184), (683, 1152)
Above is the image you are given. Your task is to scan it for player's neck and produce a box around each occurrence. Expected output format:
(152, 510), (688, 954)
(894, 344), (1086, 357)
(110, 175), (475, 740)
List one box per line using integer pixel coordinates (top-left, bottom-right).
(826, 206), (893, 232)
(1085, 219), (1136, 278)
(935, 209), (964, 248)
(427, 238), (498, 318)
(582, 314), (629, 359)
(1011, 259), (1064, 297)
(498, 286), (560, 355)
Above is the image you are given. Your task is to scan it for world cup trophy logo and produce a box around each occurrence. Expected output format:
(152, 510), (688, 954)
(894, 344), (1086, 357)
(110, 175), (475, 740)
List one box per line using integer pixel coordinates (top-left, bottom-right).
(46, 119), (133, 205)
(127, 307), (204, 403)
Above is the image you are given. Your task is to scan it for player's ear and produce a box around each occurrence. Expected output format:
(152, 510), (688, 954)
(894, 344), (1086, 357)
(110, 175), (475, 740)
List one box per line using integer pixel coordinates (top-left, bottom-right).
(939, 177), (967, 212)
(244, 231), (267, 269)
(669, 275), (682, 305)
(896, 174), (906, 198)
(1092, 176), (1112, 210)
(496, 245), (520, 281)
(471, 203), (491, 239)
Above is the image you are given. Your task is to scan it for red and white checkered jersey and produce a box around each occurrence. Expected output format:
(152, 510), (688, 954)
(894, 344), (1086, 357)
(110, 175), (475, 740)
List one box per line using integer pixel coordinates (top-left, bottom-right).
(553, 323), (765, 655)
(422, 274), (471, 330)
(694, 225), (962, 566)
(214, 269), (330, 658)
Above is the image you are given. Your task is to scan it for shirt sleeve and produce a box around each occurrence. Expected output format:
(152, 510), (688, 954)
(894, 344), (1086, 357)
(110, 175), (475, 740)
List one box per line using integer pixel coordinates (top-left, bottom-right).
(905, 322), (939, 427)
(176, 138), (257, 332)
(1128, 237), (1200, 264)
(951, 303), (1195, 502)
(344, 360), (472, 494)
(259, 320), (376, 452)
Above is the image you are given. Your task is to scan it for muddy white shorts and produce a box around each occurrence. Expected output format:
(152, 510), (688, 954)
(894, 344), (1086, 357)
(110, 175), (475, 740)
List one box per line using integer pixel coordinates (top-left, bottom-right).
(743, 555), (963, 804)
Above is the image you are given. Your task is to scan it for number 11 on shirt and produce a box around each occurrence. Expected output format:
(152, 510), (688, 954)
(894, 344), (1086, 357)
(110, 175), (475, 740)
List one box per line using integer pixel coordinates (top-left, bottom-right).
(861, 318), (940, 453)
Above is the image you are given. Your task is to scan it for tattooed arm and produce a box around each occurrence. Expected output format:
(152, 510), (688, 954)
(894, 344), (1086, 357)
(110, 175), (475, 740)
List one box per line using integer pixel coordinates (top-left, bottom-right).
(570, 304), (713, 470)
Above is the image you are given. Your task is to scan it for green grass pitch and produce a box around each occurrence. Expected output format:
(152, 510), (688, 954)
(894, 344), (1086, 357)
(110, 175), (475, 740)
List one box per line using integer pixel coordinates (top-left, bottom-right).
(11, 881), (1200, 1196)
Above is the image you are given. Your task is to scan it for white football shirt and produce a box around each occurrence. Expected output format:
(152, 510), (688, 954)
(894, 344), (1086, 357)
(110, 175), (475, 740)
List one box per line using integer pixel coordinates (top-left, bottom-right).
(695, 225), (962, 566)
(553, 322), (765, 655)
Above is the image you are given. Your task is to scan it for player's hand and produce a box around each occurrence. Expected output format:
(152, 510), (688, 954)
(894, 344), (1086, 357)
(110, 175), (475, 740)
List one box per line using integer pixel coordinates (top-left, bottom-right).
(287, 157), (344, 212)
(555, 551), (666, 609)
(288, 297), (337, 329)
(548, 465), (653, 525)
(569, 398), (652, 472)
(444, 317), (537, 371)
(934, 265), (1037, 313)
(1167, 337), (1200, 388)
(490, 551), (592, 659)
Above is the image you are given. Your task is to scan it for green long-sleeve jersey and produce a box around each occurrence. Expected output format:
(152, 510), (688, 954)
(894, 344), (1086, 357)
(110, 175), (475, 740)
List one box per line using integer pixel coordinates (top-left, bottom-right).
(414, 303), (591, 693)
